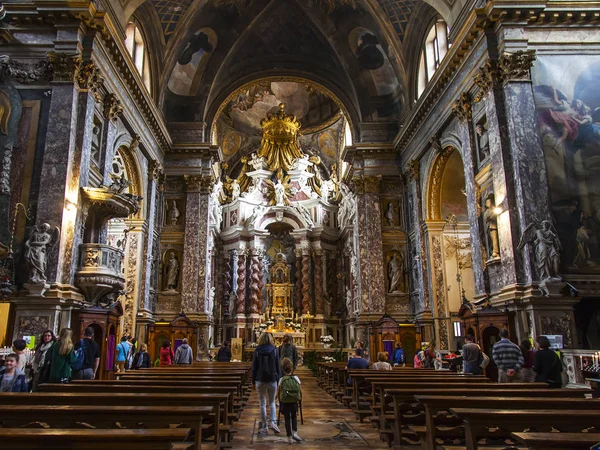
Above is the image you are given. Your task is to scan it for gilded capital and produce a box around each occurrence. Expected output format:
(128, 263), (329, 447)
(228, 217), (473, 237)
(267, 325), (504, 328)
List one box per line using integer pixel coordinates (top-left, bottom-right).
(148, 159), (163, 182)
(184, 174), (213, 193)
(406, 159), (420, 182)
(363, 175), (382, 194)
(452, 92), (472, 123)
(47, 52), (82, 83)
(76, 61), (103, 102)
(474, 51), (536, 101)
(103, 93), (124, 121)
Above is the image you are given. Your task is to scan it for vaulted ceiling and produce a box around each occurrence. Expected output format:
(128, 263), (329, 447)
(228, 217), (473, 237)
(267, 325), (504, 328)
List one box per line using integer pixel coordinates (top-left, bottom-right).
(116, 0), (463, 143)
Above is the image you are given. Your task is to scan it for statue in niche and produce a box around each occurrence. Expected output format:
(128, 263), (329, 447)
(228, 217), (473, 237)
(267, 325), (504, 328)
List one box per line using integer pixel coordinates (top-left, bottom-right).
(388, 252), (404, 293)
(24, 223), (59, 284)
(518, 220), (562, 281)
(164, 251), (180, 291)
(483, 195), (500, 258)
(168, 200), (181, 226)
(231, 179), (240, 201)
(475, 123), (490, 160)
(411, 250), (420, 291)
(274, 179), (286, 206)
(207, 286), (215, 314)
(385, 202), (397, 226)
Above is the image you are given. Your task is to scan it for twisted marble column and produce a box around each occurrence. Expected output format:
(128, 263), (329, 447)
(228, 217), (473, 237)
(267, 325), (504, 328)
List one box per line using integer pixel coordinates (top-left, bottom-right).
(314, 249), (324, 314)
(301, 249), (311, 314)
(249, 250), (261, 315)
(327, 252), (338, 312)
(222, 250), (232, 319)
(236, 252), (246, 315)
(295, 249), (303, 315)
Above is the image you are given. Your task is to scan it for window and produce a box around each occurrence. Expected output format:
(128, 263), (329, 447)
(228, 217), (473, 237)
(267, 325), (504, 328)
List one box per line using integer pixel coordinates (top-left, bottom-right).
(125, 22), (151, 93)
(417, 19), (450, 98)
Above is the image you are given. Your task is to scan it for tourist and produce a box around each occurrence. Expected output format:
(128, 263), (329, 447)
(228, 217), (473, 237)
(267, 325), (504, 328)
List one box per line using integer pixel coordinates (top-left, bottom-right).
(345, 349), (369, 384)
(372, 352), (392, 370)
(424, 342), (442, 369)
(132, 343), (151, 369)
(492, 329), (524, 382)
(127, 337), (137, 369)
(278, 333), (298, 370)
(159, 340), (174, 366)
(355, 341), (364, 358)
(31, 329), (55, 391)
(533, 335), (562, 388)
(0, 353), (29, 392)
(252, 332), (281, 436)
(414, 351), (424, 368)
(12, 339), (27, 372)
(462, 335), (483, 375)
(278, 357), (302, 444)
(392, 342), (405, 367)
(115, 336), (131, 373)
(72, 327), (101, 380)
(48, 328), (76, 383)
(520, 339), (536, 383)
(217, 342), (232, 362)
(174, 338), (193, 365)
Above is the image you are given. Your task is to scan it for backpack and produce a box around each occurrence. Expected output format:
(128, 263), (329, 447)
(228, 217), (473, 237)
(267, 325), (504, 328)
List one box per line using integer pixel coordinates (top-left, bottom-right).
(71, 339), (86, 371)
(393, 348), (405, 364)
(258, 350), (275, 381)
(279, 375), (302, 403)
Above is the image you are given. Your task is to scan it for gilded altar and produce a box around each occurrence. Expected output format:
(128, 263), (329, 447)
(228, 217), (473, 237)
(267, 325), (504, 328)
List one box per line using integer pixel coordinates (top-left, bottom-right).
(266, 252), (294, 318)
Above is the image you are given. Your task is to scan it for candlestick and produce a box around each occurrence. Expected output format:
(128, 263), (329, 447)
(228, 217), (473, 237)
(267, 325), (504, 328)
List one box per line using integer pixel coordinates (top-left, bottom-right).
(580, 355), (584, 371)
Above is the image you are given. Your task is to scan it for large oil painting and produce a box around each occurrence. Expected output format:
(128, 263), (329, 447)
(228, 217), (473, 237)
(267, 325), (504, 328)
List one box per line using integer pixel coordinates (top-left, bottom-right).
(532, 55), (600, 272)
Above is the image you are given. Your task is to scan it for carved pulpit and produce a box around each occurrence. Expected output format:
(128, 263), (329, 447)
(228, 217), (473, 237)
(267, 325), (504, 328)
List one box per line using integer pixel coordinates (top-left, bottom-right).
(267, 253), (294, 317)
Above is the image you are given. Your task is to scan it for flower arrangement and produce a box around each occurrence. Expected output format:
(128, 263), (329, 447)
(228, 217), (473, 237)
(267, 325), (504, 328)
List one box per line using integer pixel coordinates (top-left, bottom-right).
(320, 335), (334, 344)
(323, 356), (335, 363)
(265, 319), (274, 327)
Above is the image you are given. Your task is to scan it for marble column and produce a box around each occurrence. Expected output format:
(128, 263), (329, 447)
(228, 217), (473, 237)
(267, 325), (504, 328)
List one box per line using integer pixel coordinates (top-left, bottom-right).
(235, 250), (247, 316)
(314, 247), (324, 315)
(222, 249), (232, 320)
(249, 248), (263, 315)
(295, 248), (303, 315)
(301, 245), (311, 315)
(34, 53), (93, 287)
(353, 175), (386, 316)
(139, 160), (161, 315)
(476, 51), (548, 294)
(100, 93), (124, 185)
(181, 174), (213, 315)
(452, 97), (488, 298)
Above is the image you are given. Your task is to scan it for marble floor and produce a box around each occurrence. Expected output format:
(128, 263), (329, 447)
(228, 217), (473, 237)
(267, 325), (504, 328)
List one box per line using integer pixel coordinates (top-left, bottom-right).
(230, 368), (389, 449)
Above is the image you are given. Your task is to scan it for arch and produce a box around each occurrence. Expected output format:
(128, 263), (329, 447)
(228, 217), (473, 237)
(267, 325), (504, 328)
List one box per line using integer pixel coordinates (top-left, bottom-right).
(258, 210), (310, 231)
(426, 146), (467, 221)
(209, 76), (358, 148)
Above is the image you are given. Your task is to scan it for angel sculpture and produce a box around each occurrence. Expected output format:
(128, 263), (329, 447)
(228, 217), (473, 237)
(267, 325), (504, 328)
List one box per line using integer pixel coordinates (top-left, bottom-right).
(24, 223), (60, 284)
(108, 172), (131, 194)
(517, 220), (562, 281)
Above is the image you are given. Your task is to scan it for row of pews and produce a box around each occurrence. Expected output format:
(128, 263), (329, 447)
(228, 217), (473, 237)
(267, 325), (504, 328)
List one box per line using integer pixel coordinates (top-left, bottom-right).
(316, 362), (600, 450)
(0, 362), (252, 450)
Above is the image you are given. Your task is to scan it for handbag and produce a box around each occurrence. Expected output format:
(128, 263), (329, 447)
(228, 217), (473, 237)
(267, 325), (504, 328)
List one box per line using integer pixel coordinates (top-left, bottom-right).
(479, 349), (490, 369)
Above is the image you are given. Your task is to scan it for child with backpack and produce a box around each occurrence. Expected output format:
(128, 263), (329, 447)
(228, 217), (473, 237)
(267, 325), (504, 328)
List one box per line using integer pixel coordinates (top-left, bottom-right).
(278, 357), (302, 444)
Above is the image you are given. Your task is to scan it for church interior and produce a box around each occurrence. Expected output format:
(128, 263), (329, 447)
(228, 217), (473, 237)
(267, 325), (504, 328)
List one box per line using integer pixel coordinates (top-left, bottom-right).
(1, 0), (600, 448)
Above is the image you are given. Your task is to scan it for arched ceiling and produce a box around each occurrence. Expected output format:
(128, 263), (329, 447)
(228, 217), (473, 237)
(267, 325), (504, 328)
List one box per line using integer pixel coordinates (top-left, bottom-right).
(120, 0), (462, 149)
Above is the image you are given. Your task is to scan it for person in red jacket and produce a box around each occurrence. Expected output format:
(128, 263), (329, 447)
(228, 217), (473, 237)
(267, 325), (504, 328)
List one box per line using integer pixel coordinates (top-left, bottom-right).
(159, 340), (174, 366)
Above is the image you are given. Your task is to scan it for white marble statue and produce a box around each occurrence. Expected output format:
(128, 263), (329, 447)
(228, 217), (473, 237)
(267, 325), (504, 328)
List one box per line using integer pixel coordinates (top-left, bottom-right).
(207, 286), (215, 314)
(274, 179), (286, 206)
(290, 154), (310, 171)
(24, 223), (58, 284)
(231, 179), (240, 201)
(210, 182), (223, 229)
(165, 251), (180, 291)
(321, 179), (334, 203)
(248, 153), (266, 171)
(168, 200), (181, 226)
(294, 202), (314, 229)
(337, 183), (356, 229)
(244, 204), (268, 228)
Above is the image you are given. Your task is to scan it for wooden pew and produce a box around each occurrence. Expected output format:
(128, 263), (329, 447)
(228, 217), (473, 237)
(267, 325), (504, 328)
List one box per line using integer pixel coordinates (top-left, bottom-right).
(384, 387), (590, 449)
(0, 392), (231, 445)
(415, 395), (600, 450)
(510, 432), (600, 450)
(0, 405), (213, 450)
(0, 428), (193, 450)
(449, 408), (600, 450)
